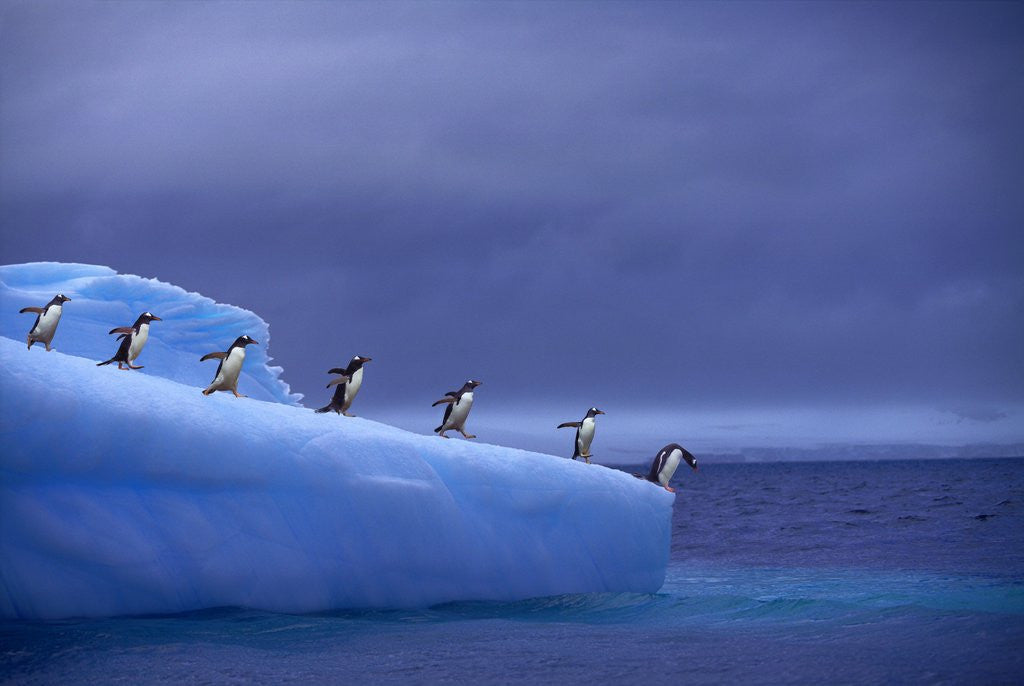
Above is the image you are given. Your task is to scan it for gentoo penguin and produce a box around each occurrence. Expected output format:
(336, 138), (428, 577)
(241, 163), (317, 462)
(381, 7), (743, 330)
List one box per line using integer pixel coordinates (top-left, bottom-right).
(19, 294), (71, 351)
(96, 312), (162, 370)
(315, 355), (372, 416)
(557, 407), (605, 463)
(200, 335), (258, 397)
(634, 443), (698, 492)
(432, 380), (481, 439)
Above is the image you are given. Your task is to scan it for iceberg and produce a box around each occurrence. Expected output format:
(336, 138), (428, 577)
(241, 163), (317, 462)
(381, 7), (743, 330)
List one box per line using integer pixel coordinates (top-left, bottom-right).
(0, 263), (673, 620)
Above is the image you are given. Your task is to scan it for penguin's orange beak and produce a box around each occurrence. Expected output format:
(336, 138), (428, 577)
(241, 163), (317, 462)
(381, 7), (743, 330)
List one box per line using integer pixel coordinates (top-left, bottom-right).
(151, 315), (162, 321)
(596, 410), (606, 415)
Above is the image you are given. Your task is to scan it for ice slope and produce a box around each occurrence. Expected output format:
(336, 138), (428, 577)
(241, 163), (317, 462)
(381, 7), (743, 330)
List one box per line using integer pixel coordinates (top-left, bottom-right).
(0, 268), (673, 620)
(0, 263), (300, 405)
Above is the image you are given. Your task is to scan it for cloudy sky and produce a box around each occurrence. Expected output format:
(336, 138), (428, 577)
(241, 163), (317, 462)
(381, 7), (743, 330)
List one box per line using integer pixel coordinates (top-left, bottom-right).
(2, 1), (1022, 457)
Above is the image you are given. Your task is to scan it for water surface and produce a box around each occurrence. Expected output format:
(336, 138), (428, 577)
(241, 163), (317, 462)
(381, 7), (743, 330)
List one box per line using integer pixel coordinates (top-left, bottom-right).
(3, 458), (1022, 684)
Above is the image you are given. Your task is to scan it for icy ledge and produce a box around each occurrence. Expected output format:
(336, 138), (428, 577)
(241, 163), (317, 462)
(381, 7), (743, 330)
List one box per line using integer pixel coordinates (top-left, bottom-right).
(0, 262), (301, 405)
(0, 334), (672, 620)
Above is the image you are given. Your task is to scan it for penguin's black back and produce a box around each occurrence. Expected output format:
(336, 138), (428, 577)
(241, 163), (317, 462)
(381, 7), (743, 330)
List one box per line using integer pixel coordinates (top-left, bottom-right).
(330, 381), (347, 404)
(111, 332), (132, 362)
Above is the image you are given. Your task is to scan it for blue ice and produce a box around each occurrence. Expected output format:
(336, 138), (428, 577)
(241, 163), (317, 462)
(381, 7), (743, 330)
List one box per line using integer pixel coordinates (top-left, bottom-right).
(0, 263), (673, 620)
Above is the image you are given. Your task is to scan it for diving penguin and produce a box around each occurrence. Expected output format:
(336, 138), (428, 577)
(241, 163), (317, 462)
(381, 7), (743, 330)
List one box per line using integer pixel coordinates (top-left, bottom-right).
(96, 312), (162, 370)
(432, 380), (481, 439)
(19, 294), (71, 351)
(633, 443), (699, 492)
(557, 407), (605, 463)
(315, 355), (372, 416)
(200, 335), (258, 397)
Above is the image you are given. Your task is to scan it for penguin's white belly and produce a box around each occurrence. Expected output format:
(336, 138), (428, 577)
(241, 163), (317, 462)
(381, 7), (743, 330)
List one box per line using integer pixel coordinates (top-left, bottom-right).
(344, 367), (363, 404)
(659, 448), (682, 486)
(128, 324), (149, 362)
(212, 348), (246, 389)
(31, 305), (62, 339)
(578, 418), (596, 455)
(446, 392), (474, 428)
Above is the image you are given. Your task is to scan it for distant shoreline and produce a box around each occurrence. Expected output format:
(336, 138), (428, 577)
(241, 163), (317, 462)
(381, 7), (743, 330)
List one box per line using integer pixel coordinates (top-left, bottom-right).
(601, 449), (1024, 467)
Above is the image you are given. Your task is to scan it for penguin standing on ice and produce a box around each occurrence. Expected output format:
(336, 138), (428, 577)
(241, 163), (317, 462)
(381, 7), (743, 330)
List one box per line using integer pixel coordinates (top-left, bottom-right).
(634, 443), (699, 492)
(200, 335), (258, 397)
(96, 312), (161, 370)
(557, 407), (605, 463)
(315, 355), (372, 416)
(19, 294), (71, 351)
(433, 380), (481, 439)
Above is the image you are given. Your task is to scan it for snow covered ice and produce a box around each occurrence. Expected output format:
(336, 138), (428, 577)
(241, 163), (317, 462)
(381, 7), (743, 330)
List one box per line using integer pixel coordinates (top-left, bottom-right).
(0, 263), (299, 405)
(0, 263), (673, 620)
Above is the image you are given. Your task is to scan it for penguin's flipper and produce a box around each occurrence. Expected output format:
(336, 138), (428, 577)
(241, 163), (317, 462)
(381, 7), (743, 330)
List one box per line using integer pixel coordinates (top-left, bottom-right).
(200, 351), (228, 362)
(327, 367), (347, 375)
(557, 421), (582, 429)
(19, 307), (44, 314)
(326, 375), (349, 388)
(431, 397), (456, 407)
(116, 333), (129, 341)
(108, 326), (133, 335)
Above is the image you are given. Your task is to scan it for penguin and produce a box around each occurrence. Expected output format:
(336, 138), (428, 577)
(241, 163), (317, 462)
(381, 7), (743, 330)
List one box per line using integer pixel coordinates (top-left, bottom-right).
(557, 407), (605, 463)
(633, 443), (699, 492)
(432, 380), (481, 439)
(315, 355), (372, 416)
(200, 335), (258, 397)
(19, 294), (71, 351)
(96, 312), (162, 370)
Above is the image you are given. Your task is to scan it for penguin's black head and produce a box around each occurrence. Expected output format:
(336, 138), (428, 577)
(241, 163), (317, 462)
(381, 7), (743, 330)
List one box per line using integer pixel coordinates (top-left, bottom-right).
(587, 407), (605, 417)
(54, 294), (71, 304)
(467, 379), (481, 388)
(353, 355), (372, 364)
(684, 452), (699, 472)
(141, 312), (161, 322)
(234, 335), (258, 347)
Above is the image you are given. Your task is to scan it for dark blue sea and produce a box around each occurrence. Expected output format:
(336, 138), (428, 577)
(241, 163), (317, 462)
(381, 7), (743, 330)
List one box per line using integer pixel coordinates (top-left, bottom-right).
(3, 458), (1023, 685)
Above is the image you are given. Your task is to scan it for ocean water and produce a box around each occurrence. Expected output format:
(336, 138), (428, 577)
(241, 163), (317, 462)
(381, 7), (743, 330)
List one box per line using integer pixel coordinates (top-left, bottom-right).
(2, 458), (1022, 685)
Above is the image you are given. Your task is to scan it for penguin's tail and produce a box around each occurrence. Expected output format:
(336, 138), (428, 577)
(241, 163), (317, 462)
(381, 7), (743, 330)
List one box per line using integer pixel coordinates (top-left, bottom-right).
(434, 425), (443, 433)
(96, 358), (115, 366)
(314, 405), (332, 414)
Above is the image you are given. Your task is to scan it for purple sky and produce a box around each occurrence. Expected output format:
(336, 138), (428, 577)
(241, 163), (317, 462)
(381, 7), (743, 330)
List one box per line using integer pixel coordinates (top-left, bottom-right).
(2, 1), (1022, 456)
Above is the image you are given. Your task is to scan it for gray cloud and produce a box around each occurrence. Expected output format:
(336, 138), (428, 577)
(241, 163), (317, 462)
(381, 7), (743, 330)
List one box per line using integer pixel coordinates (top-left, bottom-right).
(1, 1), (1022, 442)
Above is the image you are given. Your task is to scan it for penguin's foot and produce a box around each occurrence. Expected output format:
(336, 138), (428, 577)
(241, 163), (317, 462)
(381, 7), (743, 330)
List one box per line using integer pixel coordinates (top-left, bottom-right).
(202, 389), (213, 396)
(438, 432), (450, 438)
(129, 364), (144, 369)
(45, 344), (52, 351)
(461, 432), (476, 439)
(232, 391), (247, 398)
(118, 364), (130, 370)
(585, 457), (591, 464)
(664, 485), (676, 493)
(343, 411), (355, 417)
